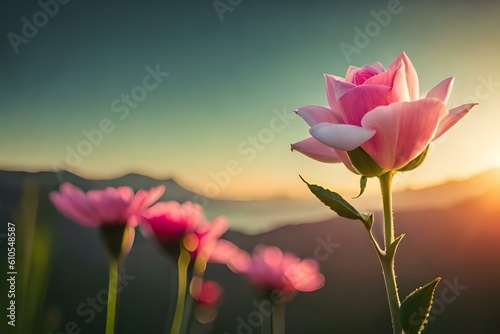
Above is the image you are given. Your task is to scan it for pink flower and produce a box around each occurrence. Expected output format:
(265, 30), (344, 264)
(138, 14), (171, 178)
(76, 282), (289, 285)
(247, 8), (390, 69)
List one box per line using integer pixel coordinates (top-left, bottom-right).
(191, 279), (222, 306)
(140, 201), (205, 244)
(188, 216), (229, 262)
(292, 52), (477, 173)
(190, 279), (222, 324)
(50, 183), (165, 259)
(50, 183), (165, 227)
(140, 201), (228, 261)
(212, 242), (324, 301)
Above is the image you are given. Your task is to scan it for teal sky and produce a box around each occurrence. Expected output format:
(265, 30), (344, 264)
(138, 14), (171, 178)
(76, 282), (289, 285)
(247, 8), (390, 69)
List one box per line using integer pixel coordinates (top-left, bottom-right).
(1, 0), (500, 199)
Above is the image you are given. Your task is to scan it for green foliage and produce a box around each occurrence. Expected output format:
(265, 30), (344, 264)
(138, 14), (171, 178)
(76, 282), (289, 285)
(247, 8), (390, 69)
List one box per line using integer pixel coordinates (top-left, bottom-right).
(0, 181), (52, 334)
(353, 176), (368, 199)
(300, 176), (372, 229)
(399, 277), (441, 334)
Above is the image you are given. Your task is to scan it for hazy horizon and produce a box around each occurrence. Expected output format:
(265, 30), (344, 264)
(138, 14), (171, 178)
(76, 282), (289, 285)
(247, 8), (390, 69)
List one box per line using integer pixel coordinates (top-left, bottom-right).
(2, 167), (499, 234)
(1, 165), (499, 200)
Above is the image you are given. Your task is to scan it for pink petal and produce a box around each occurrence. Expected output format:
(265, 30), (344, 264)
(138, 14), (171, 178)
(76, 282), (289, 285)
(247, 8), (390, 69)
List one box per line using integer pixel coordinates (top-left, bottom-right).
(248, 245), (286, 289)
(210, 240), (251, 273)
(398, 52), (419, 100)
(333, 149), (358, 174)
(344, 65), (361, 82)
(291, 137), (342, 163)
(286, 259), (324, 292)
(192, 279), (222, 305)
(50, 184), (101, 226)
(144, 185), (166, 207)
(128, 185), (166, 216)
(371, 61), (385, 73)
(195, 216), (230, 260)
(87, 188), (128, 224)
(345, 64), (385, 85)
(141, 201), (179, 219)
(140, 202), (191, 242)
(295, 105), (342, 126)
(61, 184), (104, 223)
(361, 98), (448, 170)
(388, 59), (411, 102)
(364, 63), (393, 86)
(426, 77), (454, 104)
(310, 123), (376, 151)
(205, 216), (229, 239)
(260, 245), (283, 267)
(336, 84), (392, 125)
(50, 192), (99, 226)
(432, 103), (477, 141)
(365, 52), (419, 101)
(389, 52), (419, 100)
(116, 186), (134, 202)
(324, 74), (355, 112)
(292, 137), (357, 173)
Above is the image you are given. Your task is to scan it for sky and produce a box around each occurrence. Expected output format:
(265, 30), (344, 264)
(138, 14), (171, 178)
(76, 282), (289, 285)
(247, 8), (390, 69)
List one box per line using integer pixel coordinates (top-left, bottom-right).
(1, 0), (500, 199)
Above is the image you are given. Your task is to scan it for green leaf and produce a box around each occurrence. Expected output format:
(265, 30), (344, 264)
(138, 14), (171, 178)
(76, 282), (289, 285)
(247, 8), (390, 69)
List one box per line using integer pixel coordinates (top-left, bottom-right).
(400, 277), (441, 334)
(300, 176), (372, 227)
(353, 176), (368, 199)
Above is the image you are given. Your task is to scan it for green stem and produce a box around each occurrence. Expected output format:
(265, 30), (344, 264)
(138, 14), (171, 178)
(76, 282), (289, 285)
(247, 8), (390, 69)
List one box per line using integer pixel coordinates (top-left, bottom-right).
(381, 254), (401, 334)
(105, 258), (119, 334)
(182, 284), (194, 334)
(378, 172), (402, 334)
(379, 172), (395, 246)
(271, 303), (285, 334)
(171, 245), (191, 334)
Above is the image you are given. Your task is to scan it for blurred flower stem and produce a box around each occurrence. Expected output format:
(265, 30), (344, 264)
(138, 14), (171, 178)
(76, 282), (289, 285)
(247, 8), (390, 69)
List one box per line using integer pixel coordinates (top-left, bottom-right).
(171, 244), (191, 334)
(105, 258), (119, 334)
(271, 303), (285, 334)
(378, 171), (402, 334)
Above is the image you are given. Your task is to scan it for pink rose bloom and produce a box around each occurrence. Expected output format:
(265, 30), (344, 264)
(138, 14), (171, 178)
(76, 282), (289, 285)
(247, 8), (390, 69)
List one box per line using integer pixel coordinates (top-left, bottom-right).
(292, 52), (477, 173)
(212, 242), (324, 301)
(50, 183), (165, 227)
(140, 201), (228, 261)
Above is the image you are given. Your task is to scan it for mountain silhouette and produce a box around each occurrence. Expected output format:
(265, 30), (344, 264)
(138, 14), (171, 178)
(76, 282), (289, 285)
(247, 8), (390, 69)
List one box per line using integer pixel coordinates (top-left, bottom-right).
(0, 169), (498, 333)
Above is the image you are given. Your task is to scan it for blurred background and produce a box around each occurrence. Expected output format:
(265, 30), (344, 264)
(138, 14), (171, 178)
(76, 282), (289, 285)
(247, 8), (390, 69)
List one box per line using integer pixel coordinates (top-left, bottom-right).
(1, 0), (500, 333)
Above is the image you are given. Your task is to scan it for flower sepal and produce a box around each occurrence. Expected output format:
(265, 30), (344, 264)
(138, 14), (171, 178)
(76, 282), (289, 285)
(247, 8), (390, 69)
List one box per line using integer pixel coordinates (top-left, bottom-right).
(347, 147), (387, 177)
(99, 224), (136, 261)
(398, 145), (429, 172)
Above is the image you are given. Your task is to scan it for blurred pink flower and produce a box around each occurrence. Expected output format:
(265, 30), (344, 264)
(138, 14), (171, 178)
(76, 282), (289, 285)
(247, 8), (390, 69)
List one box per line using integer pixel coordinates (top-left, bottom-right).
(49, 183), (165, 227)
(188, 216), (229, 262)
(191, 279), (222, 324)
(140, 201), (205, 244)
(191, 279), (222, 306)
(292, 52), (477, 173)
(212, 242), (324, 301)
(140, 201), (228, 261)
